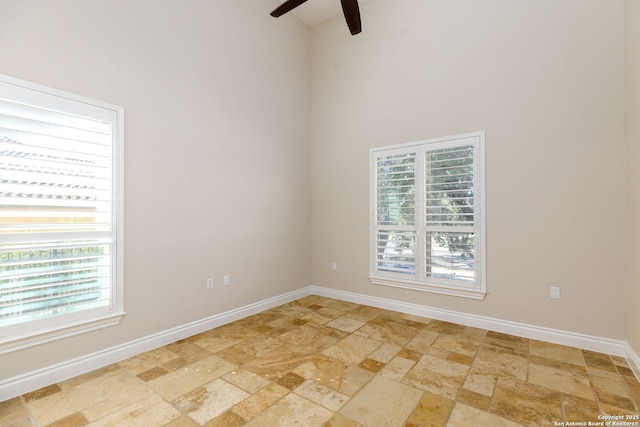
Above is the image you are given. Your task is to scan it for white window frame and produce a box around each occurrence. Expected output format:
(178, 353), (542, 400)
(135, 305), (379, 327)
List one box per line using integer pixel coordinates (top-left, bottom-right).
(0, 74), (124, 354)
(369, 131), (486, 299)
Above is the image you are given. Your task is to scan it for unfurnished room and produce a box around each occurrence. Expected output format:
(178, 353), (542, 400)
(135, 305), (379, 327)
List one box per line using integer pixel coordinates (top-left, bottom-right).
(0, 0), (639, 426)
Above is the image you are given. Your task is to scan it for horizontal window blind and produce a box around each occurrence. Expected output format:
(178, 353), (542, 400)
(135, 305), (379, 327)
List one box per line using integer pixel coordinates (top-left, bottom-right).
(0, 81), (117, 329)
(374, 151), (417, 276)
(370, 132), (485, 299)
(425, 145), (475, 282)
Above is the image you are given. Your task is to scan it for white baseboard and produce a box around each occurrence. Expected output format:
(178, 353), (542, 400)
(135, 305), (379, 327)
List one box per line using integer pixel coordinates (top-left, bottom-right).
(2, 285), (638, 402)
(310, 286), (640, 380)
(0, 287), (310, 402)
(626, 342), (640, 381)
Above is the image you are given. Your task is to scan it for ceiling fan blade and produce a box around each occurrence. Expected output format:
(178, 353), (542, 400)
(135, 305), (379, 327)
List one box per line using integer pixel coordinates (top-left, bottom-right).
(270, 0), (311, 17)
(340, 0), (361, 35)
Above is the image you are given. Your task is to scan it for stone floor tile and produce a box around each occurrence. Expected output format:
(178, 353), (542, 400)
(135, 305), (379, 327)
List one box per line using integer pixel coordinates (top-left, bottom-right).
(405, 329), (440, 353)
(432, 333), (479, 357)
(403, 354), (469, 399)
(397, 347), (423, 361)
(322, 334), (382, 366)
(0, 397), (31, 426)
(294, 380), (350, 412)
(136, 366), (169, 382)
(528, 355), (594, 400)
(117, 346), (180, 375)
(216, 335), (283, 365)
(490, 377), (563, 426)
(379, 356), (418, 382)
(346, 305), (386, 321)
(424, 320), (467, 336)
(322, 413), (363, 427)
(47, 411), (89, 427)
(367, 343), (401, 363)
(370, 321), (421, 346)
(463, 368), (498, 397)
(81, 382), (154, 422)
(583, 349), (617, 373)
(232, 383), (290, 420)
(326, 300), (361, 312)
(588, 367), (637, 411)
(147, 355), (236, 401)
(203, 411), (247, 427)
(340, 376), (422, 427)
(358, 358), (385, 373)
(457, 388), (491, 410)
(275, 372), (306, 390)
(447, 352), (474, 366)
(529, 340), (586, 366)
(562, 394), (601, 424)
(448, 403), (523, 427)
(22, 383), (62, 403)
(243, 344), (318, 379)
(483, 331), (530, 354)
(173, 379), (250, 425)
(164, 340), (212, 364)
(28, 367), (142, 426)
(314, 363), (375, 396)
(405, 391), (454, 427)
(86, 393), (181, 427)
(244, 393), (333, 427)
(625, 375), (640, 408)
(462, 326), (488, 343)
(278, 322), (333, 345)
(325, 317), (365, 333)
(163, 415), (202, 427)
(223, 369), (270, 394)
(473, 344), (528, 381)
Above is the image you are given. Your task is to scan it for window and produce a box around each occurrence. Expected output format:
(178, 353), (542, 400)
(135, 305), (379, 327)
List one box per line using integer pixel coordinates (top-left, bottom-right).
(0, 74), (124, 353)
(369, 131), (486, 299)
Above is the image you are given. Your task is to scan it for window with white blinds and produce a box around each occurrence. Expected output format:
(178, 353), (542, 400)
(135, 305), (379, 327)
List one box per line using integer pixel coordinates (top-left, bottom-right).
(0, 74), (124, 352)
(369, 132), (486, 299)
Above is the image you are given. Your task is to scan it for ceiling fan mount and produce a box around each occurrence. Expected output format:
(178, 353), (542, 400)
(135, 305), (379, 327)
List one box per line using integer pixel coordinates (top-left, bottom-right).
(270, 0), (362, 35)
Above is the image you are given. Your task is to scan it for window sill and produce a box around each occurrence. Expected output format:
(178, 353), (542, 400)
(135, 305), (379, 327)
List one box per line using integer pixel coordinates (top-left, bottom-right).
(0, 312), (125, 355)
(370, 276), (486, 300)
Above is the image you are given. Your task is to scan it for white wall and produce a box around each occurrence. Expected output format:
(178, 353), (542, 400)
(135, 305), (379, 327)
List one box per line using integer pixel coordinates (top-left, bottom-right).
(0, 0), (311, 379)
(310, 0), (627, 339)
(626, 0), (640, 359)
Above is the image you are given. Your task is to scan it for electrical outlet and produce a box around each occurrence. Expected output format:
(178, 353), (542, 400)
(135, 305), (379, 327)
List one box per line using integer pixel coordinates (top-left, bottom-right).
(332, 261), (337, 270)
(223, 275), (230, 286)
(206, 278), (214, 290)
(550, 286), (560, 299)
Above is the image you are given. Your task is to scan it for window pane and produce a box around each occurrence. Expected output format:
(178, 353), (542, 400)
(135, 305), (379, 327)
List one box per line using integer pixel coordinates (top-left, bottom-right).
(0, 240), (111, 326)
(376, 153), (415, 226)
(426, 231), (474, 282)
(425, 145), (474, 227)
(376, 230), (416, 275)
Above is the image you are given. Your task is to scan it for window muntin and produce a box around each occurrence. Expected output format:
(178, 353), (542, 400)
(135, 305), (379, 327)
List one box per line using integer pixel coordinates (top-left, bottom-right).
(370, 132), (485, 299)
(0, 74), (124, 351)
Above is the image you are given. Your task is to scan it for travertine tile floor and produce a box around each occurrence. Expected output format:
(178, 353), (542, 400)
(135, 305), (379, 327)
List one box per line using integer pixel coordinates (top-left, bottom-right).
(2, 296), (639, 426)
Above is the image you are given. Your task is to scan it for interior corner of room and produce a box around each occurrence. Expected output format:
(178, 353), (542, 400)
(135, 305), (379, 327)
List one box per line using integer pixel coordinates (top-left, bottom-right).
(0, 0), (639, 401)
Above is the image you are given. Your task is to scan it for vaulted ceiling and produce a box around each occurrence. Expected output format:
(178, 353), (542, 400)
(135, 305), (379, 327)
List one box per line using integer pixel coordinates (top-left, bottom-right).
(289, 0), (367, 27)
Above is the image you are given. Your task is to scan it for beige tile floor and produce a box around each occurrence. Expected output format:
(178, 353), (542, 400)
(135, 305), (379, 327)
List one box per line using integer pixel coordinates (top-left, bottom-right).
(2, 295), (639, 427)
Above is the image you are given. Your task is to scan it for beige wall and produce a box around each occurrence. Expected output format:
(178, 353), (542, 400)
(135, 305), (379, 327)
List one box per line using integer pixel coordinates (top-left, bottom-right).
(310, 0), (627, 338)
(626, 0), (640, 358)
(0, 0), (636, 385)
(0, 0), (311, 379)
